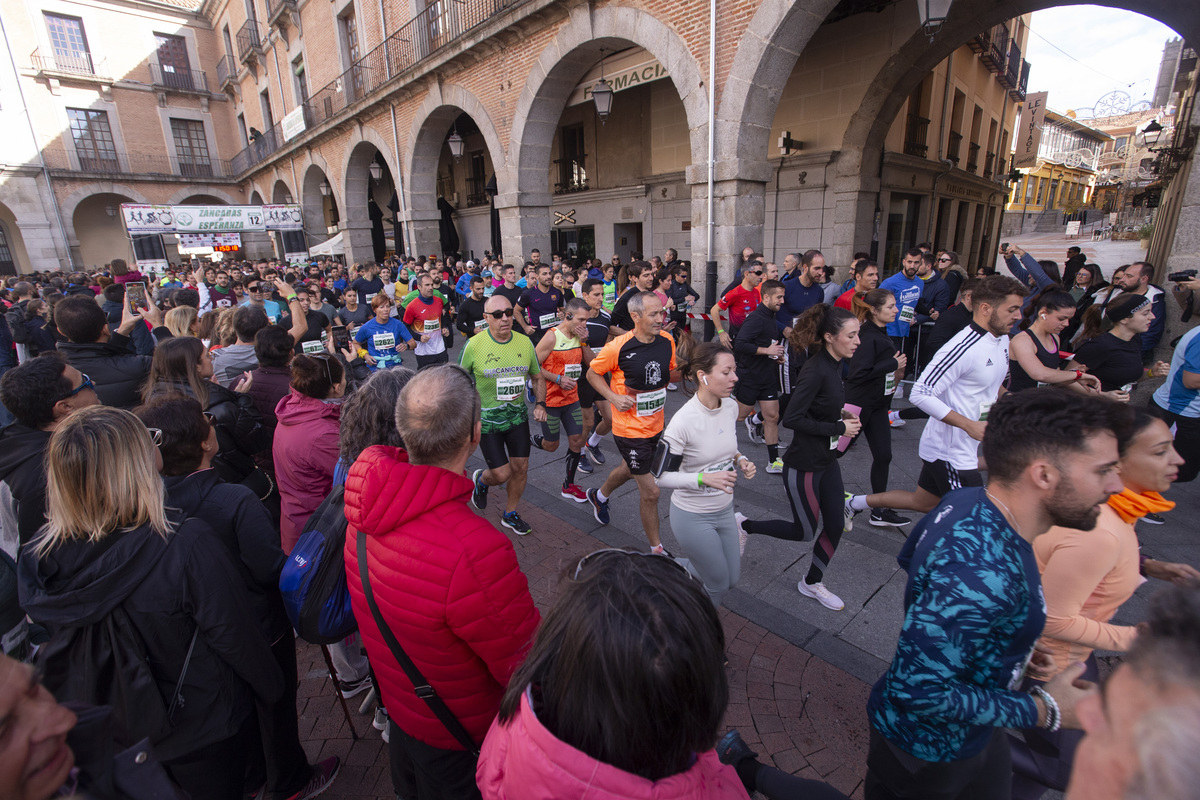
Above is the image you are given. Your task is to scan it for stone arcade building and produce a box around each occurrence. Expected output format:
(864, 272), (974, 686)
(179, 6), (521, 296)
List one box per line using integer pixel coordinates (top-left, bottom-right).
(1, 0), (1198, 284)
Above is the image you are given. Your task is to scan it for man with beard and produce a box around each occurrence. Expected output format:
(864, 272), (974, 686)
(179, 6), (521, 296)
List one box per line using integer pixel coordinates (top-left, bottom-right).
(865, 388), (1129, 800)
(845, 276), (1029, 519)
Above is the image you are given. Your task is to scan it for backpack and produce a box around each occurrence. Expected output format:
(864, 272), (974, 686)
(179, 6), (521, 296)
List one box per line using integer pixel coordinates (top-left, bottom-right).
(278, 484), (358, 644)
(5, 306), (29, 344)
(36, 604), (196, 744)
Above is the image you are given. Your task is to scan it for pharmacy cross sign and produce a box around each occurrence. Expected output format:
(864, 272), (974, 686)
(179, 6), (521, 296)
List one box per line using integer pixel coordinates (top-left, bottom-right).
(554, 209), (576, 225)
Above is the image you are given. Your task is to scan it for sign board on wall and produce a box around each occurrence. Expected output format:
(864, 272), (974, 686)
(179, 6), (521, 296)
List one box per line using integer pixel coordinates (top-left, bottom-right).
(122, 204), (303, 234)
(178, 233), (242, 249)
(1012, 92), (1049, 171)
(282, 106), (307, 141)
(567, 47), (669, 107)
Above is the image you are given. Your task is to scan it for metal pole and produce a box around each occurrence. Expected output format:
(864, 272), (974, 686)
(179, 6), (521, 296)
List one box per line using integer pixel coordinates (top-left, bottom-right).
(391, 103), (414, 257)
(704, 0), (717, 341)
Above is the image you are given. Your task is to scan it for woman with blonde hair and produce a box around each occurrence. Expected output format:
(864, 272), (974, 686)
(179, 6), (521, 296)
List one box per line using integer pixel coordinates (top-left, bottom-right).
(165, 305), (199, 338)
(19, 406), (283, 800)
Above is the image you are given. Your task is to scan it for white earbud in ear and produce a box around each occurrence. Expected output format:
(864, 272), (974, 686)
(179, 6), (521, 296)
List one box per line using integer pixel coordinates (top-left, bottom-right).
(701, 375), (709, 385)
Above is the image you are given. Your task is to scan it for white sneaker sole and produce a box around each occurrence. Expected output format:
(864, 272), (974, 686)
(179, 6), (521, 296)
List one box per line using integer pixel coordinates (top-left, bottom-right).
(797, 581), (844, 610)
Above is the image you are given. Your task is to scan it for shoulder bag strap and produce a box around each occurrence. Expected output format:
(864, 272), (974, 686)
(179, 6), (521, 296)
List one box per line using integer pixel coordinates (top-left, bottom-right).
(167, 628), (199, 721)
(356, 529), (479, 756)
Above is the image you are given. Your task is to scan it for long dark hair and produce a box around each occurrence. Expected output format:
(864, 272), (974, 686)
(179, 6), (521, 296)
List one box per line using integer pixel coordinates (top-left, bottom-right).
(143, 336), (209, 405)
(790, 303), (856, 352)
(498, 550), (727, 781)
(1020, 286), (1076, 330)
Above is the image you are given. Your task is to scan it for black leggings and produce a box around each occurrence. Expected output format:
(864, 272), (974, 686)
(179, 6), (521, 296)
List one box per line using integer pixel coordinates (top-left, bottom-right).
(851, 403), (927, 494)
(743, 464), (844, 585)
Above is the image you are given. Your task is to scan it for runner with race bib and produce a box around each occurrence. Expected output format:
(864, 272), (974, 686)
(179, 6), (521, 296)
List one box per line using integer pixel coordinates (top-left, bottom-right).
(585, 291), (678, 553)
(402, 273), (449, 369)
(531, 298), (596, 501)
(353, 294), (413, 372)
(460, 295), (544, 536)
(515, 263), (564, 346)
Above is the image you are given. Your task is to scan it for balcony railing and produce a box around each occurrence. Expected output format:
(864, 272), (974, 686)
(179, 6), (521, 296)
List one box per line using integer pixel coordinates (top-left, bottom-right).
(1001, 42), (1021, 88)
(553, 158), (588, 194)
(1011, 59), (1030, 101)
(904, 114), (930, 158)
(967, 27), (990, 55)
(981, 24), (1008, 72)
(229, 0), (522, 176)
(947, 131), (963, 165)
(984, 151), (995, 178)
(42, 147), (237, 179)
(216, 55), (238, 90)
(966, 142), (980, 173)
(237, 21), (264, 62)
(266, 0), (296, 26)
(465, 176), (489, 207)
(149, 63), (209, 93)
(30, 47), (107, 79)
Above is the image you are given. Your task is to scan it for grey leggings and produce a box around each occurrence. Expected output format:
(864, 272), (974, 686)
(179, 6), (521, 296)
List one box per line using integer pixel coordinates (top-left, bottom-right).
(669, 503), (741, 606)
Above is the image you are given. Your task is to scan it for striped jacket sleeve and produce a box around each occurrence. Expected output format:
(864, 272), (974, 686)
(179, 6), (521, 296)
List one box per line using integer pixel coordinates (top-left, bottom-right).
(911, 329), (980, 421)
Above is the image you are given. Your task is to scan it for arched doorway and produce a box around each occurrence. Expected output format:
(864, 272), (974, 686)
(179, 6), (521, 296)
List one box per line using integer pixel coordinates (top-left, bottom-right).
(302, 164), (341, 255)
(344, 138), (400, 263)
(507, 8), (709, 268)
(72, 193), (138, 269)
(406, 84), (505, 262)
(0, 202), (32, 276)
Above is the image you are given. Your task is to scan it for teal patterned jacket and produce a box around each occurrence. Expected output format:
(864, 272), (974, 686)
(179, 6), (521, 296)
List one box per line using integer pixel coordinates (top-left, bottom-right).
(868, 487), (1044, 762)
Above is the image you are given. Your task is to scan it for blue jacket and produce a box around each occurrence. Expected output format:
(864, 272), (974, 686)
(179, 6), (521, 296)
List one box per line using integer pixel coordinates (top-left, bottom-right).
(775, 276), (824, 335)
(1003, 253), (1057, 334)
(880, 272), (923, 337)
(868, 487), (1043, 762)
(914, 272), (951, 327)
(455, 273), (474, 299)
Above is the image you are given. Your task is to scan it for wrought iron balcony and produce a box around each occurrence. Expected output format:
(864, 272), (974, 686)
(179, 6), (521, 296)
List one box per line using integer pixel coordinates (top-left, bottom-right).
(984, 151), (996, 179)
(1000, 42), (1021, 89)
(981, 25), (1008, 72)
(966, 142), (980, 173)
(266, 0), (296, 27)
(553, 158), (588, 194)
(465, 177), (489, 207)
(231, 122), (284, 174)
(216, 55), (238, 91)
(149, 63), (209, 93)
(42, 147), (236, 179)
(947, 131), (963, 165)
(1010, 60), (1030, 102)
(30, 47), (108, 79)
(237, 21), (264, 63)
(904, 114), (930, 158)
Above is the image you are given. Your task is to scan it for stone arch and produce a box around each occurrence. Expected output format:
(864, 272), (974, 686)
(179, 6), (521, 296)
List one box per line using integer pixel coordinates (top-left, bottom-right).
(301, 162), (340, 247)
(343, 124), (403, 262)
(249, 189), (265, 204)
(405, 83), (507, 258)
(70, 191), (142, 269)
(271, 179), (295, 204)
(59, 183), (151, 244)
(165, 186), (238, 205)
(506, 4), (710, 258)
(0, 201), (33, 276)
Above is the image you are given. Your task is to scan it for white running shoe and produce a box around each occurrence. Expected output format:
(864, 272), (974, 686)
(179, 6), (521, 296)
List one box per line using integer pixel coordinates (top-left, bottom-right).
(843, 492), (858, 533)
(734, 512), (749, 556)
(797, 580), (844, 611)
(888, 410), (906, 428)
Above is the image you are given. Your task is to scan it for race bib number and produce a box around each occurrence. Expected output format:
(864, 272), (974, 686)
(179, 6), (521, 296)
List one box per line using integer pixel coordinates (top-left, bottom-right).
(884, 372), (897, 396)
(268, 315), (278, 324)
(474, 318), (487, 332)
(635, 388), (666, 417)
(979, 400), (994, 422)
(302, 340), (324, 355)
(496, 376), (524, 402)
(364, 293), (377, 304)
(564, 363), (583, 381)
(899, 305), (915, 325)
(538, 311), (559, 329)
(423, 319), (441, 333)
(700, 458), (735, 493)
(830, 435), (839, 450)
(372, 332), (396, 351)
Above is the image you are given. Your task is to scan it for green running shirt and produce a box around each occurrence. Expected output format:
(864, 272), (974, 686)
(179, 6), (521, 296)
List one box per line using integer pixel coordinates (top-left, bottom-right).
(459, 330), (540, 433)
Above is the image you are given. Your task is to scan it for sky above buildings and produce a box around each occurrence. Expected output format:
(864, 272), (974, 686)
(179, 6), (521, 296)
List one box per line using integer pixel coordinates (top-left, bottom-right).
(1024, 5), (1181, 116)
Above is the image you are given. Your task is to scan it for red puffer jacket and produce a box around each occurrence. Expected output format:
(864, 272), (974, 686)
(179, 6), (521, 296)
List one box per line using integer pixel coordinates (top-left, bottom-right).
(344, 445), (540, 750)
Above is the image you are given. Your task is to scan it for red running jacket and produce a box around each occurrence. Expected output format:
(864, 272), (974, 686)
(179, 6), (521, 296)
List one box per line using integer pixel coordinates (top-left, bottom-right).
(344, 445), (540, 750)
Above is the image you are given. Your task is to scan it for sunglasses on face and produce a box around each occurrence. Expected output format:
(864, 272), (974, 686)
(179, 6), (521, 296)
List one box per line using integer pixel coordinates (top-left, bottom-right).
(146, 427), (163, 447)
(749, 269), (763, 275)
(487, 309), (516, 319)
(938, 257), (952, 262)
(62, 374), (95, 400)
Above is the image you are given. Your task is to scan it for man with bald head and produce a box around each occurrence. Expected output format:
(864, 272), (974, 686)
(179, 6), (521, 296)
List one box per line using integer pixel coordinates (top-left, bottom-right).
(459, 295), (544, 535)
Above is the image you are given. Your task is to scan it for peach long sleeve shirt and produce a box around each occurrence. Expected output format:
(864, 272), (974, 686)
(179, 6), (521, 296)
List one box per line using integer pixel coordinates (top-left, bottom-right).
(1033, 504), (1143, 675)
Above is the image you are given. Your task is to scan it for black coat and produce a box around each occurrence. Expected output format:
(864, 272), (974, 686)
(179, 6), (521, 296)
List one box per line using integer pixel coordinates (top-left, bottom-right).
(163, 470), (289, 644)
(19, 517), (282, 762)
(0, 423), (52, 546)
(845, 320), (899, 409)
(782, 349), (847, 472)
(57, 333), (152, 409)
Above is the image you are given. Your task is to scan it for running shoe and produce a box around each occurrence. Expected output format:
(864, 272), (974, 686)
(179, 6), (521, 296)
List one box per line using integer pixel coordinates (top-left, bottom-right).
(667, 382), (679, 391)
(716, 729), (757, 768)
(1142, 512), (1166, 525)
(585, 442), (606, 465)
(755, 421), (765, 441)
(525, 381), (536, 404)
(586, 488), (610, 525)
(333, 674), (372, 699)
(765, 458), (783, 474)
(734, 512), (750, 556)
(797, 580), (844, 611)
(843, 492), (859, 532)
(744, 416), (765, 444)
(470, 468), (488, 511)
(577, 457), (594, 475)
(888, 411), (906, 428)
(561, 483), (588, 502)
(283, 756), (340, 800)
(870, 508), (909, 528)
(501, 511), (532, 535)
(373, 707), (389, 732)
(530, 434), (545, 450)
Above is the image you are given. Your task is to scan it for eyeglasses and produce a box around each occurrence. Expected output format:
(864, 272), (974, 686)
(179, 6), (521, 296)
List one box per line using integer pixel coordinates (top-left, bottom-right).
(247, 285), (263, 293)
(310, 353), (337, 386)
(572, 547), (692, 581)
(146, 427), (163, 447)
(937, 257), (952, 262)
(61, 374), (95, 400)
(749, 269), (763, 275)
(487, 309), (515, 319)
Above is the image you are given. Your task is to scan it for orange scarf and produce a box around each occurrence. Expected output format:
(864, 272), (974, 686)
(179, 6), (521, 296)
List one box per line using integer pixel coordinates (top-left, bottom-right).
(1106, 489), (1174, 524)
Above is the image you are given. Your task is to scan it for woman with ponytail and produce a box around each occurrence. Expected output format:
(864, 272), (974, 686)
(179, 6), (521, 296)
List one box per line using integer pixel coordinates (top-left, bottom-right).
(1009, 287), (1101, 393)
(655, 341), (755, 607)
(736, 304), (861, 611)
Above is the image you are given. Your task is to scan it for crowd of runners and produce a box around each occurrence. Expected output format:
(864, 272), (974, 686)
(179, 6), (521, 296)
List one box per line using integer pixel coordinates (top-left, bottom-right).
(0, 241), (1198, 800)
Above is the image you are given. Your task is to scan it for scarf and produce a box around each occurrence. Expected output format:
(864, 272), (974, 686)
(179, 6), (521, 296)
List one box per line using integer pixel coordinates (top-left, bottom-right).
(1106, 488), (1175, 524)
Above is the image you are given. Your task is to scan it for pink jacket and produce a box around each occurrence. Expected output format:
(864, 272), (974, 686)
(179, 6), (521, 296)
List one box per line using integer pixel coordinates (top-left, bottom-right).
(477, 689), (751, 800)
(273, 389), (340, 553)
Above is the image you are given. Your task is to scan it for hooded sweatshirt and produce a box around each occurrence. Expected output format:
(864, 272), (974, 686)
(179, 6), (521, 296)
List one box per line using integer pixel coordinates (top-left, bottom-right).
(19, 518), (282, 760)
(273, 389), (341, 554)
(343, 445), (540, 750)
(477, 689), (750, 800)
(0, 423), (52, 546)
